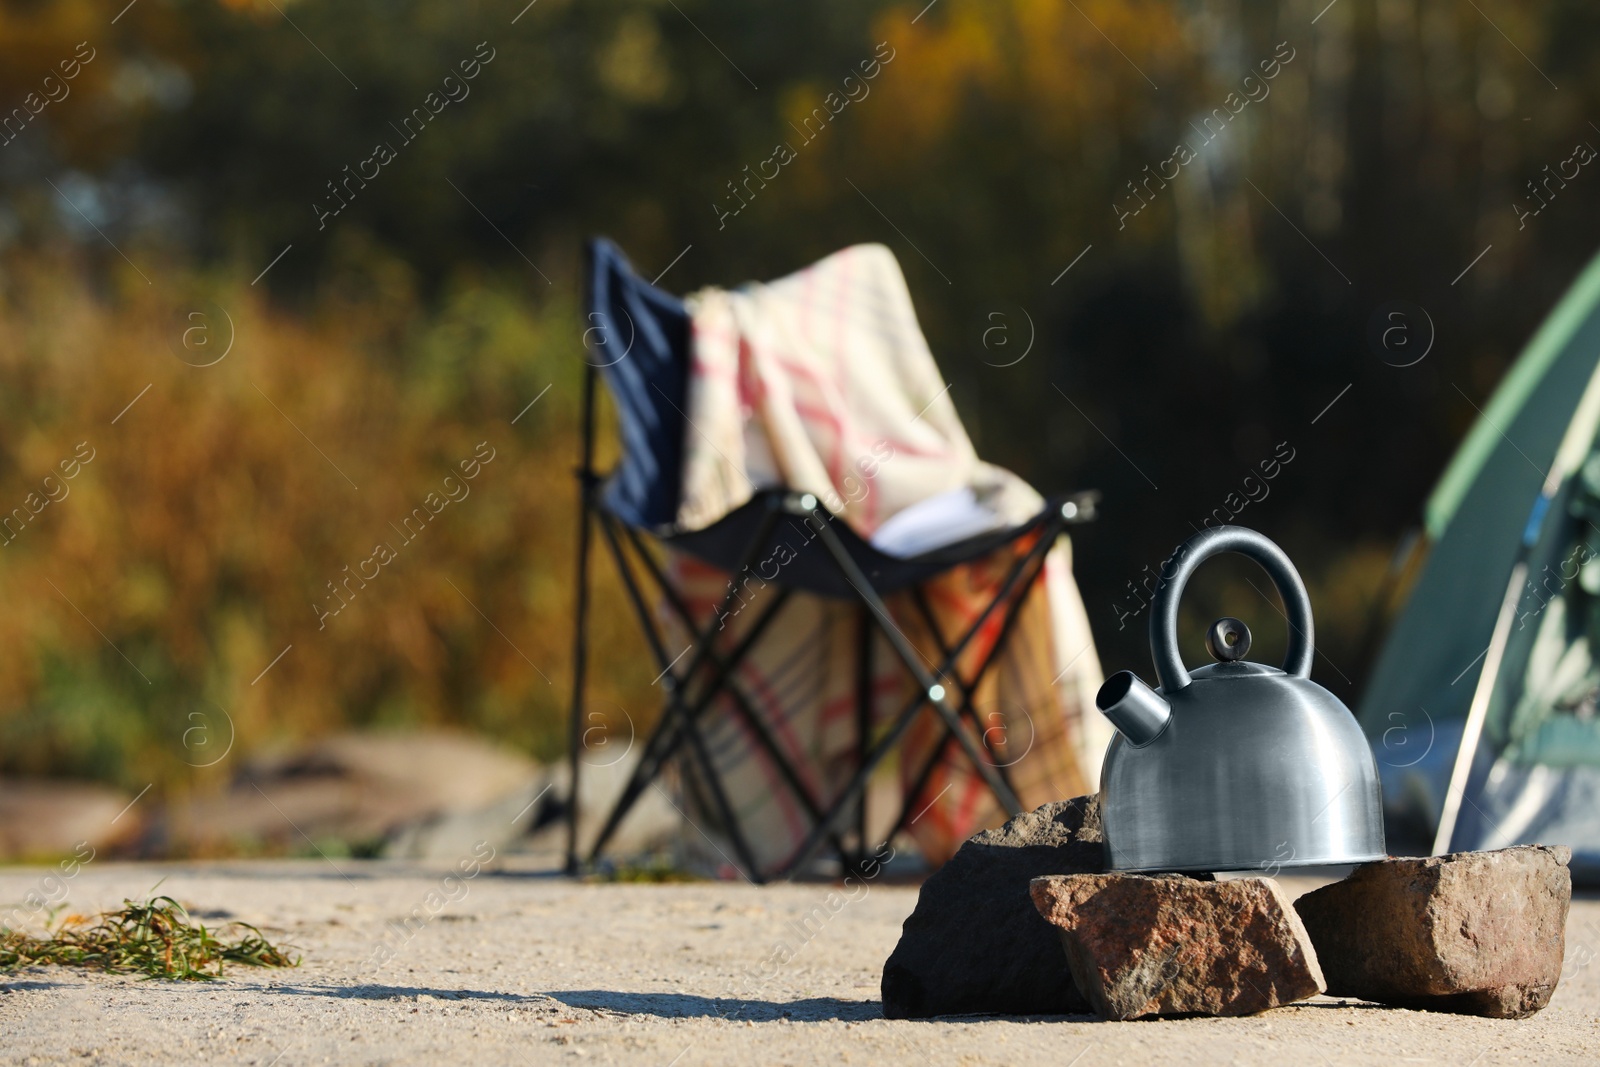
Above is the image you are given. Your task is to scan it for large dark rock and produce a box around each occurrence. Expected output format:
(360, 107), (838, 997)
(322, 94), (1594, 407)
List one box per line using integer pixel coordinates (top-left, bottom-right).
(880, 796), (1103, 1018)
(1294, 845), (1572, 1018)
(1031, 873), (1324, 1020)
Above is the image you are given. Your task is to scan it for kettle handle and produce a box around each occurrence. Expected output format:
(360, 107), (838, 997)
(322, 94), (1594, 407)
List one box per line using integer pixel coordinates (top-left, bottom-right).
(1149, 525), (1314, 690)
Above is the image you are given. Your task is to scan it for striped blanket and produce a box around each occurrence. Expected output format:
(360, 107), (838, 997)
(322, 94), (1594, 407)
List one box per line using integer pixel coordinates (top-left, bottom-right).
(667, 243), (1109, 873)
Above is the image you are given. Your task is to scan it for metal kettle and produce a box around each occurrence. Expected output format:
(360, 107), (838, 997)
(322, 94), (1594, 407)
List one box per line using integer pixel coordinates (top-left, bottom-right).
(1096, 525), (1386, 873)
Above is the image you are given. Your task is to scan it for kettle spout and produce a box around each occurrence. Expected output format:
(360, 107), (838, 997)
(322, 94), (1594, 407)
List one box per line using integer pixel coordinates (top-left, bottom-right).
(1096, 671), (1172, 747)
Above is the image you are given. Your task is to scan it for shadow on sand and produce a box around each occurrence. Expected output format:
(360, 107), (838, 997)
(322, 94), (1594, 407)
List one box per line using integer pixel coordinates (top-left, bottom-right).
(264, 984), (878, 1021)
(548, 990), (880, 1021)
(0, 980), (70, 992)
(266, 983), (549, 1003)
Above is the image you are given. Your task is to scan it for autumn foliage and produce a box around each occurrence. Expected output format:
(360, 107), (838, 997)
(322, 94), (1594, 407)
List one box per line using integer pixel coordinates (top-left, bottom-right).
(0, 0), (1594, 802)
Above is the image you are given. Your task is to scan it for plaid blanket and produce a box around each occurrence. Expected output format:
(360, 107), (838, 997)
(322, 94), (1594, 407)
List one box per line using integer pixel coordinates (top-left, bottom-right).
(667, 243), (1108, 872)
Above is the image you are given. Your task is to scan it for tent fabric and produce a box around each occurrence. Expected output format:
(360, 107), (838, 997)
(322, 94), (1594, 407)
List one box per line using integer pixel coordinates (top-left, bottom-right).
(1362, 247), (1600, 864)
(1425, 253), (1600, 540)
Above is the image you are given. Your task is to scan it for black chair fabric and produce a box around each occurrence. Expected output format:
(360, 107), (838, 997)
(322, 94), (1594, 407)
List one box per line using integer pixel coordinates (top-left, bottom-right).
(660, 490), (1054, 600)
(585, 237), (690, 530)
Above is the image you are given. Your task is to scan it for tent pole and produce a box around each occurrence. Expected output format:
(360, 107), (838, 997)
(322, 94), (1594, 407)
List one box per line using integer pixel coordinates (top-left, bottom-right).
(1432, 561), (1525, 855)
(1433, 359), (1600, 855)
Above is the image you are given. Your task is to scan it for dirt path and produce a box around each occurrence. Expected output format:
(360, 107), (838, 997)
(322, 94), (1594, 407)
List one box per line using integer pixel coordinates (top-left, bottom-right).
(2, 855), (1597, 1065)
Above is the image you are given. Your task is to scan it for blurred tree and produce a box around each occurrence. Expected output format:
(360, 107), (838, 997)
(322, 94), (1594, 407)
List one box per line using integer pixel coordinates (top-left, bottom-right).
(1, 0), (1598, 815)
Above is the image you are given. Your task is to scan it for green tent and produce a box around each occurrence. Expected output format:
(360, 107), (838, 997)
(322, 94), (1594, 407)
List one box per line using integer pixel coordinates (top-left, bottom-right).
(1360, 248), (1600, 880)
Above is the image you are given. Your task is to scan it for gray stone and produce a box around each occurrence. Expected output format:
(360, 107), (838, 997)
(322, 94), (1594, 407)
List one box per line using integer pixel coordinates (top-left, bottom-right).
(880, 796), (1103, 1018)
(526, 748), (683, 861)
(161, 730), (546, 858)
(1294, 845), (1572, 1018)
(1031, 873), (1324, 1020)
(0, 779), (142, 861)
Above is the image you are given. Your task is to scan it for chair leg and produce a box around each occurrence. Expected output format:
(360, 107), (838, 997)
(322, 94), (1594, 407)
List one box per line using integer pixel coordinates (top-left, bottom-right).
(894, 728), (952, 841)
(908, 586), (1005, 767)
(773, 663), (951, 880)
(593, 513), (677, 668)
(583, 500), (783, 864)
(585, 567), (791, 868)
(854, 603), (873, 873)
(566, 506), (590, 874)
(883, 524), (1068, 844)
(904, 581), (1032, 805)
(566, 462), (598, 872)
(596, 512), (851, 875)
(808, 519), (1024, 815)
(611, 522), (811, 787)
(775, 514), (1065, 879)
(886, 546), (1056, 842)
(677, 711), (765, 881)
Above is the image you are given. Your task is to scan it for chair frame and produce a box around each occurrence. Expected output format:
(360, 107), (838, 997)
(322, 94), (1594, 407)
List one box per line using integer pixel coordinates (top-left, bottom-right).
(564, 321), (1095, 884)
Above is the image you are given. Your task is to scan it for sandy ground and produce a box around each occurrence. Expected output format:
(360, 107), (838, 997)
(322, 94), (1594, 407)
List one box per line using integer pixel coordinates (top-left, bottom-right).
(1, 854), (1598, 1066)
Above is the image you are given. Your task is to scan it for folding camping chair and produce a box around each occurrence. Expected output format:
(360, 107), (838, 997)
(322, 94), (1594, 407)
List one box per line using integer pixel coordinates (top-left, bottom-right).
(565, 237), (1098, 882)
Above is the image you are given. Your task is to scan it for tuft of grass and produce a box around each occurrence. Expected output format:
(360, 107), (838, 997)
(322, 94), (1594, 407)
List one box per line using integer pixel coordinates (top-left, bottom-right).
(593, 856), (701, 883)
(0, 895), (299, 980)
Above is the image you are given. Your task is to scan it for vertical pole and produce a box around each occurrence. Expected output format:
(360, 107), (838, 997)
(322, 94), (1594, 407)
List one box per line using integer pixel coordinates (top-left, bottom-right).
(1432, 561), (1525, 855)
(566, 357), (598, 875)
(854, 603), (873, 874)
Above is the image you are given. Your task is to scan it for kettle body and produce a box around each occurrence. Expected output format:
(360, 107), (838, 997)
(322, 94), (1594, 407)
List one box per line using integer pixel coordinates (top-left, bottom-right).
(1097, 526), (1386, 873)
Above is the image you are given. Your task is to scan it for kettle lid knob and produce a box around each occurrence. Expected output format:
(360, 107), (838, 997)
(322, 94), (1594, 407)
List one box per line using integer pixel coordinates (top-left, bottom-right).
(1205, 617), (1252, 662)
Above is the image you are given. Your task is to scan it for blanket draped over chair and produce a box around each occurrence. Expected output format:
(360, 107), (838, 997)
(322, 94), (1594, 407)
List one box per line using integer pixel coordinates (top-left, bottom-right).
(664, 243), (1109, 871)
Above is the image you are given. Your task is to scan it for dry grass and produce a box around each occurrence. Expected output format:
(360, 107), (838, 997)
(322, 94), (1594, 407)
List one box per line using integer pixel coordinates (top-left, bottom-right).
(0, 894), (297, 980)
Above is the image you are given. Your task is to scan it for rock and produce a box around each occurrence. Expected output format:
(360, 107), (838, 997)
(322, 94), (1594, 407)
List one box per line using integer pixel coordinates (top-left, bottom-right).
(527, 748), (684, 863)
(383, 779), (549, 860)
(0, 779), (143, 860)
(880, 796), (1103, 1019)
(161, 730), (545, 859)
(1294, 845), (1572, 1018)
(1030, 874), (1324, 1020)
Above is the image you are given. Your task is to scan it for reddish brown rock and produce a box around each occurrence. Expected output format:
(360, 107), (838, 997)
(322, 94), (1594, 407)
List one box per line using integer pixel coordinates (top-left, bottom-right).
(880, 796), (1103, 1018)
(1030, 874), (1324, 1020)
(1294, 845), (1572, 1018)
